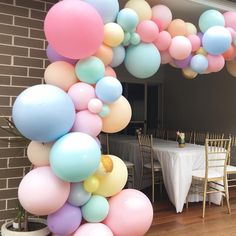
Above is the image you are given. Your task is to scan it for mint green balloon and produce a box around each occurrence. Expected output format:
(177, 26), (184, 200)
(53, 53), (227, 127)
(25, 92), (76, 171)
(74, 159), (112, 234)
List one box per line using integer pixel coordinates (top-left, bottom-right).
(81, 195), (109, 222)
(99, 105), (110, 117)
(122, 31), (131, 46)
(199, 10), (225, 33)
(124, 43), (161, 79)
(130, 32), (140, 45)
(75, 56), (105, 84)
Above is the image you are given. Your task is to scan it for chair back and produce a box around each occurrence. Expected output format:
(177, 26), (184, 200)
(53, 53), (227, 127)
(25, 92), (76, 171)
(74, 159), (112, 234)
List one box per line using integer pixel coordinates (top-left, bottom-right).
(193, 131), (208, 145)
(184, 131), (193, 143)
(166, 130), (177, 141)
(155, 129), (165, 139)
(208, 132), (224, 139)
(205, 138), (231, 179)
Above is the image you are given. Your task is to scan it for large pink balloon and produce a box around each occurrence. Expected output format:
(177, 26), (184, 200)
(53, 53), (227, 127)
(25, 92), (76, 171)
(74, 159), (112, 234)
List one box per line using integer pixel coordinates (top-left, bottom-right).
(44, 0), (104, 59)
(207, 54), (225, 72)
(224, 12), (236, 31)
(152, 5), (172, 29)
(104, 189), (153, 236)
(18, 167), (70, 215)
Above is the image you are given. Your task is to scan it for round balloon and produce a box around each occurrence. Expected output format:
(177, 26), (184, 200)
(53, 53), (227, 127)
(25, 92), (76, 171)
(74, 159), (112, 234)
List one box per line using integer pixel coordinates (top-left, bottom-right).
(167, 19), (187, 37)
(224, 12), (236, 31)
(12, 84), (76, 142)
(50, 132), (101, 182)
(44, 0), (104, 59)
(18, 166), (70, 215)
(186, 22), (197, 36)
(130, 32), (141, 45)
(182, 67), (198, 79)
(94, 44), (113, 66)
(152, 4), (172, 29)
(206, 54), (225, 72)
(154, 30), (171, 51)
(84, 175), (100, 193)
(226, 60), (236, 77)
(190, 54), (208, 74)
(110, 45), (126, 68)
(104, 23), (124, 47)
(105, 66), (117, 77)
(88, 98), (103, 114)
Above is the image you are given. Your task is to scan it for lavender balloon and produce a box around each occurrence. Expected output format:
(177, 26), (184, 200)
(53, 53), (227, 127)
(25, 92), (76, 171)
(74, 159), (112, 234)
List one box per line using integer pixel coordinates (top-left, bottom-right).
(47, 203), (82, 236)
(46, 44), (78, 65)
(174, 54), (192, 69)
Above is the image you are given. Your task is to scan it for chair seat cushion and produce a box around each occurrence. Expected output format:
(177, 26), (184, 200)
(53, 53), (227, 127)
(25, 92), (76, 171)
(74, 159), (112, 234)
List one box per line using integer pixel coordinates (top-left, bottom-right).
(144, 161), (161, 170)
(227, 165), (236, 173)
(124, 160), (135, 167)
(192, 169), (223, 179)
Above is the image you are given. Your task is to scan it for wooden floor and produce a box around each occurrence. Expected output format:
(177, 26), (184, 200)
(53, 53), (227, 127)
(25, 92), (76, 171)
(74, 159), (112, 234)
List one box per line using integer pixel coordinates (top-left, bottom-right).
(145, 189), (236, 236)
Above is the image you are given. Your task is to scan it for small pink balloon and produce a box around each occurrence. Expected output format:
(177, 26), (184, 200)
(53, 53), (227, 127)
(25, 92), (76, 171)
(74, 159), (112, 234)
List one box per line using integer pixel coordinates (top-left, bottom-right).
(224, 11), (236, 31)
(152, 5), (172, 29)
(105, 66), (117, 78)
(187, 34), (201, 52)
(71, 110), (102, 138)
(18, 166), (70, 215)
(104, 189), (153, 236)
(152, 17), (164, 32)
(88, 98), (103, 114)
(154, 30), (171, 51)
(226, 27), (236, 41)
(160, 50), (172, 64)
(68, 82), (96, 111)
(207, 54), (225, 72)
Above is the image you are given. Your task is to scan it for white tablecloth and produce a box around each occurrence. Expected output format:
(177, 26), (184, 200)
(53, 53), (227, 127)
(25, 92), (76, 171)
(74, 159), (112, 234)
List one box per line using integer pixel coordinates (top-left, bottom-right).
(108, 134), (221, 213)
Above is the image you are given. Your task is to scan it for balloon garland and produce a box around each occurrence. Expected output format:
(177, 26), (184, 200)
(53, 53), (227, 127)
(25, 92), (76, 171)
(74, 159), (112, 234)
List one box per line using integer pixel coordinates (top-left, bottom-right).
(12, 0), (236, 235)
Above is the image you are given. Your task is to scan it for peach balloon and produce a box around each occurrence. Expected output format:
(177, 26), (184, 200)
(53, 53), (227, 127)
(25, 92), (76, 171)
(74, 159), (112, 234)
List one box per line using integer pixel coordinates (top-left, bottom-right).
(88, 98), (103, 114)
(152, 4), (172, 29)
(94, 44), (113, 66)
(44, 61), (77, 91)
(105, 66), (117, 78)
(168, 19), (187, 37)
(188, 35), (201, 52)
(27, 141), (53, 167)
(154, 30), (171, 51)
(182, 67), (198, 79)
(185, 22), (197, 36)
(223, 45), (235, 60)
(104, 23), (124, 47)
(226, 60), (236, 77)
(206, 54), (225, 72)
(102, 96), (131, 133)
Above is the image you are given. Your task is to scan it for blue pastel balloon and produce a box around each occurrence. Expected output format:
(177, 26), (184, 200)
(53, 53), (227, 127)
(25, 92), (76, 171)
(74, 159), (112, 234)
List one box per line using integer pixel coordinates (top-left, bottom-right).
(84, 0), (119, 24)
(190, 54), (208, 74)
(202, 26), (232, 55)
(75, 56), (105, 84)
(50, 132), (101, 182)
(124, 43), (161, 79)
(81, 195), (109, 223)
(117, 8), (139, 32)
(95, 76), (122, 103)
(99, 105), (110, 117)
(199, 9), (225, 33)
(68, 183), (91, 207)
(110, 45), (126, 67)
(12, 84), (75, 142)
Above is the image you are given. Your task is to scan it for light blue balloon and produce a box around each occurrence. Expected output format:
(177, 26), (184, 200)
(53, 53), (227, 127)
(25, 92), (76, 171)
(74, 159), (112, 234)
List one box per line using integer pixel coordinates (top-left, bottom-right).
(12, 84), (75, 142)
(95, 76), (122, 103)
(199, 9), (225, 33)
(81, 195), (109, 223)
(68, 183), (91, 207)
(117, 8), (139, 32)
(84, 0), (119, 24)
(190, 54), (208, 74)
(130, 32), (141, 45)
(124, 43), (161, 79)
(110, 46), (126, 67)
(75, 56), (105, 84)
(50, 132), (101, 182)
(99, 105), (110, 117)
(202, 26), (232, 55)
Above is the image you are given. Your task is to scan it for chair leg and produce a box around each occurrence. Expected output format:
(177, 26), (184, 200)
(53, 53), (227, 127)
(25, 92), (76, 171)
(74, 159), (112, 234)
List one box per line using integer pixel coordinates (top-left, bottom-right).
(132, 166), (135, 189)
(224, 178), (231, 214)
(152, 170), (155, 203)
(202, 180), (207, 218)
(139, 167), (143, 190)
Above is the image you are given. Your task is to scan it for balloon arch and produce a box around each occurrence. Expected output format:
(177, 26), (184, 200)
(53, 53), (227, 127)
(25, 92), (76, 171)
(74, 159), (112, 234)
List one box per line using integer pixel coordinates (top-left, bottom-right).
(12, 0), (236, 235)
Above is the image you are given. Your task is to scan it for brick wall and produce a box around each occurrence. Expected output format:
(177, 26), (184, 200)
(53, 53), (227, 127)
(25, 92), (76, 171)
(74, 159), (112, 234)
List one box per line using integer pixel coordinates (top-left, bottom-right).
(0, 0), (57, 226)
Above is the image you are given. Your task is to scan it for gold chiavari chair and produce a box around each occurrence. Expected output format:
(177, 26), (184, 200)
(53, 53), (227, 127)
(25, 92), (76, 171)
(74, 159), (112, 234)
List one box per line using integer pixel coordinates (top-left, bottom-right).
(193, 131), (208, 145)
(184, 131), (193, 143)
(166, 130), (177, 141)
(186, 138), (232, 218)
(208, 132), (224, 139)
(227, 135), (236, 189)
(137, 133), (162, 203)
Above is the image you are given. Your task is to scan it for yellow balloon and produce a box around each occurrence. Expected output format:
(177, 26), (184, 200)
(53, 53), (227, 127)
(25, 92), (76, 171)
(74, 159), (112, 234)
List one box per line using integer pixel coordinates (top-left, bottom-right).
(104, 23), (124, 47)
(94, 155), (128, 197)
(196, 47), (207, 56)
(185, 22), (197, 36)
(226, 60), (236, 77)
(102, 96), (132, 133)
(182, 67), (198, 79)
(125, 0), (152, 22)
(83, 175), (100, 193)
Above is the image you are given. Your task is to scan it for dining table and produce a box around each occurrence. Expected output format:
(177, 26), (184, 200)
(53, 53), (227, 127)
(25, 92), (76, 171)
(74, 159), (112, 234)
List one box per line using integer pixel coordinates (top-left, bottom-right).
(107, 134), (222, 213)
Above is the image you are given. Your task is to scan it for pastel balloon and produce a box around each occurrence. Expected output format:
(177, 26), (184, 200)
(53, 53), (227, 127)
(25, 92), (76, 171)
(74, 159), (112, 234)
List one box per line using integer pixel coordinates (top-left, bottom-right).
(99, 105), (110, 118)
(116, 8), (139, 32)
(88, 98), (103, 114)
(95, 76), (122, 104)
(202, 26), (232, 55)
(123, 31), (131, 46)
(154, 30), (171, 51)
(73, 223), (113, 236)
(46, 44), (77, 64)
(50, 132), (101, 182)
(137, 20), (159, 43)
(105, 66), (117, 77)
(104, 23), (124, 47)
(224, 12), (236, 31)
(18, 167), (70, 215)
(182, 67), (198, 79)
(68, 82), (95, 111)
(226, 60), (236, 77)
(124, 43), (161, 79)
(160, 50), (172, 64)
(27, 141), (53, 167)
(152, 17), (164, 32)
(102, 96), (131, 133)
(168, 19), (187, 37)
(47, 203), (82, 236)
(71, 110), (102, 138)
(75, 56), (105, 84)
(169, 36), (192, 60)
(186, 22), (197, 36)
(130, 32), (141, 45)
(187, 34), (201, 52)
(104, 189), (153, 236)
(44, 61), (77, 91)
(196, 47), (207, 56)
(94, 155), (128, 197)
(151, 4), (172, 29)
(190, 54), (208, 74)
(84, 0), (119, 24)
(223, 45), (235, 60)
(174, 54), (192, 69)
(68, 182), (91, 207)
(94, 44), (113, 66)
(84, 175), (100, 193)
(124, 0), (152, 22)
(110, 45), (126, 68)
(81, 195), (109, 222)
(44, 0), (104, 59)
(199, 9), (225, 33)
(206, 54), (225, 72)
(12, 84), (75, 142)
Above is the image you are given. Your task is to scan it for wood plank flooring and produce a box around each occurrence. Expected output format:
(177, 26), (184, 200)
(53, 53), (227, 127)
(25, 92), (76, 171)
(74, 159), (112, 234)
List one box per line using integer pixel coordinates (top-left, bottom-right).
(146, 189), (236, 236)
